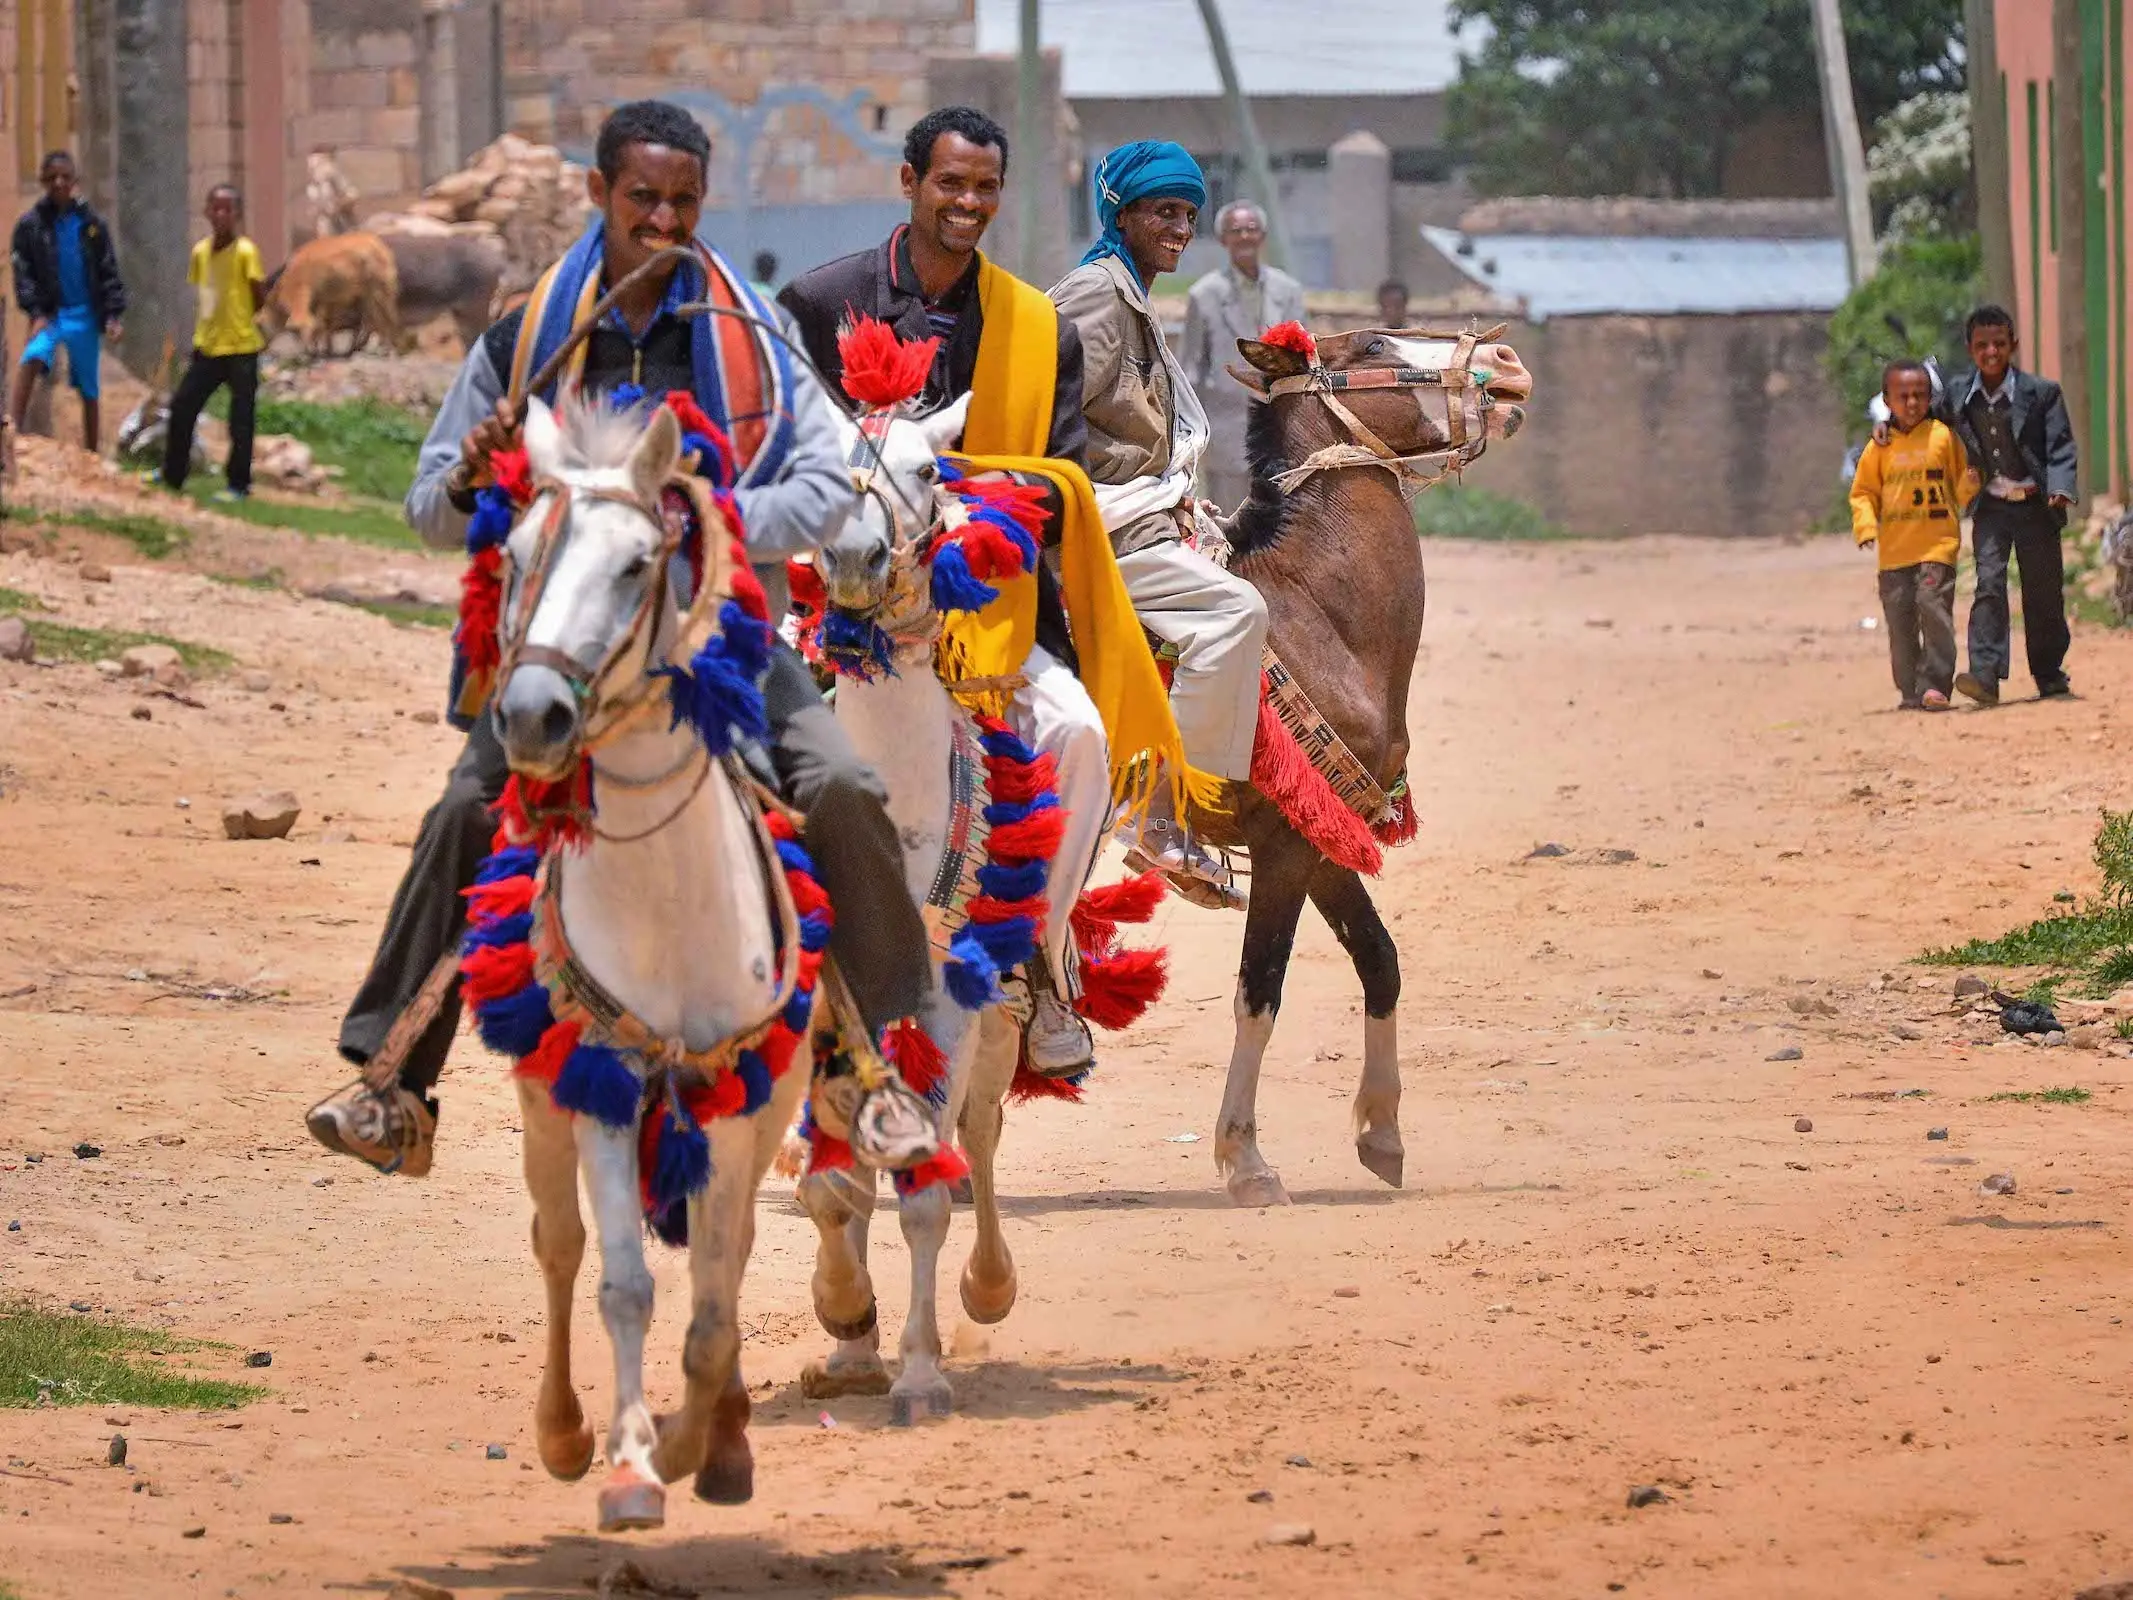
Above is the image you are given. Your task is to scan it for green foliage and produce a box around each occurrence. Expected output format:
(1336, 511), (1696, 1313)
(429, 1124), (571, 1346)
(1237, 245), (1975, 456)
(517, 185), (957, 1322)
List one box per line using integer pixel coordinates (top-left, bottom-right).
(1869, 91), (1973, 240)
(2022, 974), (2064, 1009)
(181, 481), (421, 550)
(22, 506), (191, 560)
(1921, 809), (2133, 997)
(1411, 484), (1568, 541)
(207, 394), (427, 501)
(0, 1299), (262, 1410)
(1985, 1086), (2092, 1105)
(1446, 0), (1963, 198)
(1825, 234), (1983, 425)
(0, 587), (48, 612)
(0, 589), (231, 671)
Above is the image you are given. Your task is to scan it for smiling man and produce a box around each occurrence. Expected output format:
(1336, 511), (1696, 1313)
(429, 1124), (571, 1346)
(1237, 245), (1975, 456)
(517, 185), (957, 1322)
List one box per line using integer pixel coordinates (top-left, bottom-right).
(1049, 141), (1266, 908)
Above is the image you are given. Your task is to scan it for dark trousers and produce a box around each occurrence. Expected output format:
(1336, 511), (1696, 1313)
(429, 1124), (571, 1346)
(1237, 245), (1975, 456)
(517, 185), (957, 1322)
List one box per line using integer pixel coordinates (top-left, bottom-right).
(337, 642), (932, 1098)
(163, 349), (258, 492)
(1969, 500), (2070, 689)
(1877, 560), (1957, 701)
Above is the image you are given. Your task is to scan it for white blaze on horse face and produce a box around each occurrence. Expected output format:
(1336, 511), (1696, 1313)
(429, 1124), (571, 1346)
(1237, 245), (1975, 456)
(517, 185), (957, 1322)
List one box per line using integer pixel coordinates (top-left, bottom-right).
(1384, 335), (1463, 374)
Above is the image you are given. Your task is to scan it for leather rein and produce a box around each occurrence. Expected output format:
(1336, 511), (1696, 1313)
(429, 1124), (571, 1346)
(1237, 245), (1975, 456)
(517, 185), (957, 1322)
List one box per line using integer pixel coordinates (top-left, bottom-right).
(1263, 325), (1505, 496)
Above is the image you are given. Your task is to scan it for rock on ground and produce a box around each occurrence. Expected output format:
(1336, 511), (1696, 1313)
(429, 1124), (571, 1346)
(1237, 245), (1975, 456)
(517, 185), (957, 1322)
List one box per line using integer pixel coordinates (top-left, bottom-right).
(0, 615), (32, 661)
(222, 792), (302, 840)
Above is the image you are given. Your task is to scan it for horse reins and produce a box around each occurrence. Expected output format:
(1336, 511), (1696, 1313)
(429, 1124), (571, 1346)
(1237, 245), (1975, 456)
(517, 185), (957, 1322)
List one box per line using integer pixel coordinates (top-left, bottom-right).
(1265, 325), (1505, 495)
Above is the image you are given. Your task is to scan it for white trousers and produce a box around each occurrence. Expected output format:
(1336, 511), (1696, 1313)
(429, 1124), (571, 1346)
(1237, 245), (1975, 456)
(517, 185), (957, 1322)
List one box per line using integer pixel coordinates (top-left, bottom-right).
(1113, 537), (1269, 782)
(1006, 644), (1111, 995)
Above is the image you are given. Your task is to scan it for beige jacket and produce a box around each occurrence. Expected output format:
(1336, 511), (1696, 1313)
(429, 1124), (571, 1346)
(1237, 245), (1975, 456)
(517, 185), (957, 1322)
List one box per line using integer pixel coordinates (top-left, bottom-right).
(1050, 254), (1209, 554)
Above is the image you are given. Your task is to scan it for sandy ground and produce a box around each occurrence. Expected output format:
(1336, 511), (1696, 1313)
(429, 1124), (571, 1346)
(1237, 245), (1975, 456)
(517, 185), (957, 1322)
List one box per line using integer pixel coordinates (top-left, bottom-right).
(3, 526), (2132, 1600)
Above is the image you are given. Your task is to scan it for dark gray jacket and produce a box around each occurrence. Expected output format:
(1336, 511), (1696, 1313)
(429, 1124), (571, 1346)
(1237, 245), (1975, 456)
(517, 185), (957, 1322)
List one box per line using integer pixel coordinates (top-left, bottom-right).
(1937, 366), (2078, 526)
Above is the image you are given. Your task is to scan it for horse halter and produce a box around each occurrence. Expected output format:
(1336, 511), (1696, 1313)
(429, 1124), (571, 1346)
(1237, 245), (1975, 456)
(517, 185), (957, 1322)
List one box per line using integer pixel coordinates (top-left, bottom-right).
(1264, 324), (1508, 495)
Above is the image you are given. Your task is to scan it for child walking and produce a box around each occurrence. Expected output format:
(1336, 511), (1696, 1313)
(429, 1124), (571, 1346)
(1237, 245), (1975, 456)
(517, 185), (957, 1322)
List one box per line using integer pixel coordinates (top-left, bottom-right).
(1852, 358), (1969, 710)
(159, 183), (267, 499)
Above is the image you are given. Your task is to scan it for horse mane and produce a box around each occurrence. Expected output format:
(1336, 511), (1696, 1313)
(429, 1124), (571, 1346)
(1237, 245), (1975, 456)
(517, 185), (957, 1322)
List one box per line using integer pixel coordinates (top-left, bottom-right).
(1229, 396), (1304, 559)
(550, 386), (655, 473)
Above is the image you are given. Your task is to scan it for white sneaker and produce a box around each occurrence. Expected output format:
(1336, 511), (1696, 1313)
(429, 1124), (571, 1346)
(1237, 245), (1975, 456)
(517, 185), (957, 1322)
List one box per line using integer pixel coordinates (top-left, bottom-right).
(1026, 990), (1095, 1077)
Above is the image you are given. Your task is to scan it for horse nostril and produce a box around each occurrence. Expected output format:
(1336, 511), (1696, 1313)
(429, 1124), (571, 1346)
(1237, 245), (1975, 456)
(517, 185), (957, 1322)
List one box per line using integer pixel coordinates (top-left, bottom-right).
(866, 544), (891, 576)
(539, 699), (577, 748)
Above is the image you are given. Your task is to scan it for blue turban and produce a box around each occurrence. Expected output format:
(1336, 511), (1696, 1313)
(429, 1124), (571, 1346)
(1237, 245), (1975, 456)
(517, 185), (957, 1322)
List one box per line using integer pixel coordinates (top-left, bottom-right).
(1081, 141), (1208, 274)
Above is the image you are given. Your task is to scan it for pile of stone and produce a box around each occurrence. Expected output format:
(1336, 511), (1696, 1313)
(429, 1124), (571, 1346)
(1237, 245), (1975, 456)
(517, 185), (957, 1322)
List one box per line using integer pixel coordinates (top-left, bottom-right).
(367, 135), (592, 298)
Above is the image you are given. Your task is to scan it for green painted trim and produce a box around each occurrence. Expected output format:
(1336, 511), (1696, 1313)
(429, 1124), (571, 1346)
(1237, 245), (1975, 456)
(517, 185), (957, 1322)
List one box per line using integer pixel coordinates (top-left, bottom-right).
(2111, 0), (2128, 493)
(2030, 78), (2045, 343)
(2083, 0), (2111, 476)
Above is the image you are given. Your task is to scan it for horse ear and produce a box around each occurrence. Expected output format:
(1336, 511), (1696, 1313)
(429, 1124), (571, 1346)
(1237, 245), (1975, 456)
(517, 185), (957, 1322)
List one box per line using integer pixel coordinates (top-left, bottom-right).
(628, 403), (683, 501)
(1236, 336), (1311, 379)
(523, 397), (564, 481)
(918, 392), (973, 457)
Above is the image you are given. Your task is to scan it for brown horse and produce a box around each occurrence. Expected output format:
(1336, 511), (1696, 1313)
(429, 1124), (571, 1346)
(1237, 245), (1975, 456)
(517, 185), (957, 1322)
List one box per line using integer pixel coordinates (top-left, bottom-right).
(1199, 325), (1532, 1207)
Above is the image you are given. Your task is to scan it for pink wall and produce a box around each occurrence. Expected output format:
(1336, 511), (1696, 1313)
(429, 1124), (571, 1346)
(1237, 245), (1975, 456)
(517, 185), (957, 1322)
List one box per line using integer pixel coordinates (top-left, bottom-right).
(1995, 0), (2060, 378)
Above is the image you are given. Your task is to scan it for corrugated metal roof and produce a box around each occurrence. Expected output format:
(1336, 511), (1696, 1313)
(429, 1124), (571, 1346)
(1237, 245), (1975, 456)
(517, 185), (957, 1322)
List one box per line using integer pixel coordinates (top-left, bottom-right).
(973, 0), (1465, 100)
(1420, 227), (1849, 320)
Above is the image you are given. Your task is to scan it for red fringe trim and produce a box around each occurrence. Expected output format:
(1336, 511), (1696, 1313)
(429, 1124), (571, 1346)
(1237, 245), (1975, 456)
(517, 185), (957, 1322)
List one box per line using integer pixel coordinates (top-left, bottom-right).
(981, 748), (1059, 806)
(988, 808), (1067, 861)
(464, 874), (535, 924)
(1373, 800), (1419, 847)
(497, 767), (594, 854)
(1248, 684), (1380, 876)
(968, 893), (1049, 926)
(807, 1126), (855, 1171)
(838, 316), (938, 408)
(461, 942), (536, 1007)
(900, 1145), (972, 1193)
(883, 1017), (950, 1098)
(1008, 1061), (1088, 1104)
(1069, 871), (1166, 952)
(457, 546), (505, 676)
(491, 447), (532, 503)
(1077, 946), (1169, 1031)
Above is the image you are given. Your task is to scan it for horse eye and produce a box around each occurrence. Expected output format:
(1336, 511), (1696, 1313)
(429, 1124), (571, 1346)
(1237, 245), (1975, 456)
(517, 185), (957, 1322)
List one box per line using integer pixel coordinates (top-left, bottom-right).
(916, 461), (939, 484)
(621, 553), (652, 581)
(1364, 336), (1388, 356)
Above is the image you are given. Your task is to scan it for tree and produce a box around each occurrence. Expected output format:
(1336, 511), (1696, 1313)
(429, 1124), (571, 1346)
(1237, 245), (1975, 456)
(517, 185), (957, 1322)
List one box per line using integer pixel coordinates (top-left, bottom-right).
(1446, 0), (1965, 199)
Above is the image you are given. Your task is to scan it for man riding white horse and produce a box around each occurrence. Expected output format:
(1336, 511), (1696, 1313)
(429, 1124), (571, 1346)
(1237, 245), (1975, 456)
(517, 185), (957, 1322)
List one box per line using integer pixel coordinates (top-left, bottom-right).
(1051, 142), (1268, 908)
(781, 106), (1192, 1073)
(308, 100), (935, 1174)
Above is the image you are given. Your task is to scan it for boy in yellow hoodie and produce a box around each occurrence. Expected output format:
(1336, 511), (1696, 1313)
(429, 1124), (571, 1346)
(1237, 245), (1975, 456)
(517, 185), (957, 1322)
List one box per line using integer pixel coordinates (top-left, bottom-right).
(1852, 359), (1970, 710)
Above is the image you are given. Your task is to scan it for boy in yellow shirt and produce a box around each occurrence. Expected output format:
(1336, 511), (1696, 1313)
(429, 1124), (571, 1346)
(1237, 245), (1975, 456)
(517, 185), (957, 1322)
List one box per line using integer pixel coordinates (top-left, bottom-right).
(1852, 359), (1969, 710)
(158, 183), (266, 500)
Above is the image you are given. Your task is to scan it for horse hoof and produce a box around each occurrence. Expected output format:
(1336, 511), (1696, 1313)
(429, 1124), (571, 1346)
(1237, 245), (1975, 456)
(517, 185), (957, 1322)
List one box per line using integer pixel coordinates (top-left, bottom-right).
(596, 1468), (665, 1532)
(814, 1297), (878, 1342)
(888, 1377), (953, 1428)
(1356, 1130), (1405, 1189)
(1226, 1167), (1291, 1209)
(694, 1448), (754, 1506)
(800, 1355), (891, 1399)
(959, 1258), (1018, 1326)
(537, 1419), (596, 1483)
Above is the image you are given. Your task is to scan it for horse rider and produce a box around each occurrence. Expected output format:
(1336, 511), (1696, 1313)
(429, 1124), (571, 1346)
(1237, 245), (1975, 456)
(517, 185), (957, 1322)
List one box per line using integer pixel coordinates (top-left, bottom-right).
(781, 107), (1194, 1072)
(1049, 141), (1268, 905)
(307, 99), (935, 1175)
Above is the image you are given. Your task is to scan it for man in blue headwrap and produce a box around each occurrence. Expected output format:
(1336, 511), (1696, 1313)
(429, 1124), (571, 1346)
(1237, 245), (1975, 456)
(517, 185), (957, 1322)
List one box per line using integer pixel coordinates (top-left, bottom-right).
(1050, 141), (1267, 909)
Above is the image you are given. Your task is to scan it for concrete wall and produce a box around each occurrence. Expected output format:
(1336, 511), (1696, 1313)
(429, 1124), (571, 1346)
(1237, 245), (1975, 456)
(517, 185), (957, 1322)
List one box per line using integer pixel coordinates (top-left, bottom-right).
(1458, 312), (1844, 537)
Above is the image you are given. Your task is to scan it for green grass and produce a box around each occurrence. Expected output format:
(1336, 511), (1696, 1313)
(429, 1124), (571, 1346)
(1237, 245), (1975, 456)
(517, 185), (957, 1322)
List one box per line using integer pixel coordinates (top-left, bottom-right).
(337, 596), (453, 630)
(0, 588), (232, 671)
(1920, 808), (2133, 997)
(2023, 975), (2065, 1009)
(205, 394), (426, 501)
(1985, 1086), (2092, 1105)
(20, 506), (191, 560)
(1412, 484), (1569, 541)
(0, 1299), (263, 1410)
(179, 481), (419, 550)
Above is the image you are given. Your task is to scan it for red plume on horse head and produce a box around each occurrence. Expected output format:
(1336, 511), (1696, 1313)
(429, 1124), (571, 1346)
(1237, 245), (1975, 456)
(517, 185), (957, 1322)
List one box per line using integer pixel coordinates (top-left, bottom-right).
(1259, 321), (1317, 362)
(837, 315), (938, 409)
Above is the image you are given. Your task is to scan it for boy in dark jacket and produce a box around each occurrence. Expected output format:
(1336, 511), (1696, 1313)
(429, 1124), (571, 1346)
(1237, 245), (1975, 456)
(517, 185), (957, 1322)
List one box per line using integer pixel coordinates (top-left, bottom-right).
(9, 150), (126, 454)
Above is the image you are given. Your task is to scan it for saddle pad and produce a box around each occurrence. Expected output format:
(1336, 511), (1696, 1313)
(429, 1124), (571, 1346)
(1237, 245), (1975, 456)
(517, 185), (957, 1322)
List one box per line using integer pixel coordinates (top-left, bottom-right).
(1262, 646), (1402, 828)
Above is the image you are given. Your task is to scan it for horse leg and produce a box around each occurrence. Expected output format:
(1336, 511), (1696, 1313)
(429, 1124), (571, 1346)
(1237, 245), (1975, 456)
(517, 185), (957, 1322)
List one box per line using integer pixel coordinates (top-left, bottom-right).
(959, 1004), (1021, 1325)
(1215, 829), (1316, 1208)
(576, 1113), (664, 1532)
(888, 997), (977, 1426)
(518, 1080), (595, 1481)
(1308, 863), (1405, 1188)
(798, 1161), (890, 1397)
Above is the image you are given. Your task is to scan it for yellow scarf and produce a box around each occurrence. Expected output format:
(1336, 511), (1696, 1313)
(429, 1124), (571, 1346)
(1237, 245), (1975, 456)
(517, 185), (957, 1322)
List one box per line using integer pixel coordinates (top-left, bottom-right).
(941, 257), (1219, 813)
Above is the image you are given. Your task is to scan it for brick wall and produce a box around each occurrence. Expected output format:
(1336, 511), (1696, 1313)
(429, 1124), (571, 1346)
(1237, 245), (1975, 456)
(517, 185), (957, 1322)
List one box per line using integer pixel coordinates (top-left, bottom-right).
(187, 0), (240, 209)
(296, 10), (426, 217)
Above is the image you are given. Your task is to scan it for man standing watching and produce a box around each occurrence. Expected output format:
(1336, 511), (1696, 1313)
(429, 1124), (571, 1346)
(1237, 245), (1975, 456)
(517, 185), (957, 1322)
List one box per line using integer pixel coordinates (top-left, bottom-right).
(158, 183), (267, 500)
(1181, 199), (1305, 512)
(9, 150), (125, 454)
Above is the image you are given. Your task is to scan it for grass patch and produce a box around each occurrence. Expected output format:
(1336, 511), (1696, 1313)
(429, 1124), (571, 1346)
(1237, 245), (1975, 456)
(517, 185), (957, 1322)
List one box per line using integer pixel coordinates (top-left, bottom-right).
(0, 586), (49, 612)
(1920, 808), (2133, 996)
(2022, 975), (2065, 1009)
(1412, 484), (1569, 541)
(206, 394), (426, 501)
(338, 596), (453, 630)
(1985, 1086), (2092, 1105)
(0, 1299), (263, 1410)
(0, 589), (232, 671)
(180, 481), (420, 550)
(21, 506), (191, 560)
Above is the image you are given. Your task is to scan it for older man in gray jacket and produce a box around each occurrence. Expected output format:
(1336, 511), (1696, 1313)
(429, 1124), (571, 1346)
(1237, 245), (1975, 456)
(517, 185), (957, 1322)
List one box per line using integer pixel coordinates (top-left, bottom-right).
(1181, 201), (1305, 513)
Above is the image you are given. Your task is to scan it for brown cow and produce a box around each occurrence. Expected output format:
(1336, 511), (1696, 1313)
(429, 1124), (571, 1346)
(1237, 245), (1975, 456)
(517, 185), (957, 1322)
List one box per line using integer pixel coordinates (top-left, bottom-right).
(262, 233), (401, 359)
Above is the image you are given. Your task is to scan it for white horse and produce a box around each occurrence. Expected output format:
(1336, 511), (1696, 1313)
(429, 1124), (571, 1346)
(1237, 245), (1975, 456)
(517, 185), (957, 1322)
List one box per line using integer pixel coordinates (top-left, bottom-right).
(483, 394), (808, 1529)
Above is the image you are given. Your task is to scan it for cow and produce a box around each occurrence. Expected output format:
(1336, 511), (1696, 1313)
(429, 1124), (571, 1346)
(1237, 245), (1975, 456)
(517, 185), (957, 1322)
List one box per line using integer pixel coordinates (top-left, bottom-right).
(262, 233), (401, 359)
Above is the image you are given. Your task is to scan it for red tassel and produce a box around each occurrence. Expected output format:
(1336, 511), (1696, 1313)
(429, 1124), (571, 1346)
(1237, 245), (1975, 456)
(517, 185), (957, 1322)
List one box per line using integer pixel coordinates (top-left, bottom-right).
(1076, 947), (1168, 1031)
(982, 748), (1059, 806)
(1069, 872), (1167, 954)
(464, 874), (535, 924)
(883, 1018), (950, 1097)
(514, 1018), (581, 1087)
(491, 447), (533, 504)
(1260, 320), (1317, 360)
(900, 1145), (972, 1193)
(958, 476), (1050, 536)
(1249, 689), (1380, 876)
(987, 808), (1066, 861)
(497, 767), (593, 853)
(461, 942), (536, 1007)
(807, 1127), (855, 1172)
(1372, 800), (1419, 847)
(702, 1070), (747, 1119)
(457, 546), (505, 674)
(967, 893), (1048, 927)
(786, 558), (826, 615)
(729, 560), (767, 618)
(1009, 1062), (1087, 1104)
(837, 316), (937, 408)
(786, 870), (831, 921)
(954, 519), (1030, 581)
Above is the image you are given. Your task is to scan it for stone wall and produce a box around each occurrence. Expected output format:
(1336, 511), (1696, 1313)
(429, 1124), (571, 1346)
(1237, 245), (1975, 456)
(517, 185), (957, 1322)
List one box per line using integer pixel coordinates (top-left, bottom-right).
(188, 0), (240, 205)
(296, 0), (427, 216)
(1458, 312), (1844, 538)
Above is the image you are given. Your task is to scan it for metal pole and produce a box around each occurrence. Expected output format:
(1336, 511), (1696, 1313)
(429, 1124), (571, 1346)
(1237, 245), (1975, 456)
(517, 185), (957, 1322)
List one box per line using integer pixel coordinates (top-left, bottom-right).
(1807, 0), (1876, 286)
(1190, 0), (1294, 272)
(1016, 0), (1044, 280)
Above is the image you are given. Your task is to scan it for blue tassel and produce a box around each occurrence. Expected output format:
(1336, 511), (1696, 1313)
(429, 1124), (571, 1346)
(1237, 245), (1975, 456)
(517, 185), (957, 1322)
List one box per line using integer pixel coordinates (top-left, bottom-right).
(817, 610), (895, 679)
(797, 911), (832, 952)
(466, 487), (515, 552)
(646, 1106), (710, 1248)
(718, 602), (773, 676)
(460, 911), (532, 950)
(936, 458), (966, 485)
(968, 913), (1040, 968)
(976, 722), (1040, 762)
(609, 382), (646, 410)
(474, 847), (539, 884)
(475, 984), (554, 1058)
(929, 541), (999, 615)
(970, 504), (1040, 568)
(774, 839), (813, 876)
(796, 1098), (817, 1141)
(983, 791), (1060, 828)
(943, 928), (1000, 1010)
(736, 1051), (774, 1113)
(552, 1044), (641, 1129)
(655, 640), (767, 757)
(782, 985), (813, 1032)
(975, 858), (1048, 901)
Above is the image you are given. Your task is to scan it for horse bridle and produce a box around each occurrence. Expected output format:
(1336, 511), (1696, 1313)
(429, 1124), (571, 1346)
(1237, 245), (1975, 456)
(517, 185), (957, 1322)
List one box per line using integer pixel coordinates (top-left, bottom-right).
(1263, 324), (1506, 495)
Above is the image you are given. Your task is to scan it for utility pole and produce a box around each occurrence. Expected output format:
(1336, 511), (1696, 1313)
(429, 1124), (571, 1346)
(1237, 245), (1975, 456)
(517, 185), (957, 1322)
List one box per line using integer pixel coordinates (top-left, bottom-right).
(1016, 0), (1045, 281)
(1190, 0), (1294, 272)
(1807, 0), (1877, 286)
(1966, 0), (2016, 311)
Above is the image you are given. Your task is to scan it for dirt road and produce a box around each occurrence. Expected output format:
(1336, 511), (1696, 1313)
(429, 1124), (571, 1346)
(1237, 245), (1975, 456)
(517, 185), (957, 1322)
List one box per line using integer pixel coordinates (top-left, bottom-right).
(3, 528), (2130, 1599)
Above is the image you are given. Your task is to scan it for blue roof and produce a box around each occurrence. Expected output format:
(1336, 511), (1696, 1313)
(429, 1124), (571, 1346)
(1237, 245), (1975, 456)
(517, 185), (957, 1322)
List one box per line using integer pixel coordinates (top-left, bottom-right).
(1420, 227), (1850, 320)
